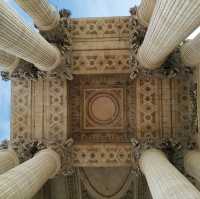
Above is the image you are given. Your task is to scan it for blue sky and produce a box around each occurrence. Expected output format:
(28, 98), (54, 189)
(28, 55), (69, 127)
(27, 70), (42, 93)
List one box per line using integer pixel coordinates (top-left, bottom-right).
(0, 0), (140, 141)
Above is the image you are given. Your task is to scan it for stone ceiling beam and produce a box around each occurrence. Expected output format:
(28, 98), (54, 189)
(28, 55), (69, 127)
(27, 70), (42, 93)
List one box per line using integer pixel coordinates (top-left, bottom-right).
(15, 0), (60, 31)
(137, 0), (200, 69)
(137, 0), (156, 27)
(139, 149), (200, 199)
(0, 1), (61, 71)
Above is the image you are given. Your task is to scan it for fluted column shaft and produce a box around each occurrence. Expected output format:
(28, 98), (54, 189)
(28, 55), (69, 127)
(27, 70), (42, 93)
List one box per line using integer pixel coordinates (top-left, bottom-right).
(137, 0), (156, 27)
(137, 0), (200, 69)
(15, 0), (60, 31)
(0, 149), (19, 174)
(180, 33), (200, 67)
(184, 151), (200, 183)
(0, 149), (61, 199)
(0, 1), (61, 71)
(139, 149), (200, 199)
(0, 50), (19, 72)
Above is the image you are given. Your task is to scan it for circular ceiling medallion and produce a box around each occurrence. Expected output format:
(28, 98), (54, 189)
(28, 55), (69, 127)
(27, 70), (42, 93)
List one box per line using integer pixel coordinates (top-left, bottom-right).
(88, 93), (119, 125)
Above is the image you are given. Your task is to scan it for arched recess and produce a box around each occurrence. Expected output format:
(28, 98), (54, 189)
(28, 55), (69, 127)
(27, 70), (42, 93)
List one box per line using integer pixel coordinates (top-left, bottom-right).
(78, 167), (133, 199)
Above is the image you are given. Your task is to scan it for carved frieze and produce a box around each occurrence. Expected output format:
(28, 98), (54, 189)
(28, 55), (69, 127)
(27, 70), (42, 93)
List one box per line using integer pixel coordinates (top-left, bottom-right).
(0, 14), (196, 81)
(71, 16), (130, 75)
(136, 79), (162, 139)
(1, 16), (131, 80)
(11, 80), (32, 139)
(71, 17), (129, 39)
(12, 75), (194, 144)
(7, 137), (133, 169)
(72, 50), (129, 75)
(11, 79), (69, 140)
(44, 79), (68, 140)
(73, 144), (133, 167)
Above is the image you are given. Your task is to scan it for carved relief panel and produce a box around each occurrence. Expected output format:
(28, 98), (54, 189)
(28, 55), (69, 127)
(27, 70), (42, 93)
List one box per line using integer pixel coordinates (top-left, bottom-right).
(12, 76), (193, 144)
(83, 88), (125, 130)
(71, 17), (130, 75)
(12, 79), (68, 140)
(43, 79), (68, 140)
(71, 17), (129, 39)
(135, 77), (193, 141)
(136, 78), (162, 139)
(69, 75), (136, 143)
(12, 80), (32, 139)
(171, 79), (193, 138)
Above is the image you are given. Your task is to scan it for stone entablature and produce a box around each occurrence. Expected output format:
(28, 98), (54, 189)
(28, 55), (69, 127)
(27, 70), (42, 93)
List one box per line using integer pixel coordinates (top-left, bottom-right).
(1, 1), (200, 198)
(70, 16), (130, 75)
(11, 76), (194, 142)
(71, 17), (129, 39)
(1, 16), (131, 81)
(1, 13), (192, 81)
(10, 75), (196, 171)
(8, 137), (133, 172)
(72, 144), (133, 167)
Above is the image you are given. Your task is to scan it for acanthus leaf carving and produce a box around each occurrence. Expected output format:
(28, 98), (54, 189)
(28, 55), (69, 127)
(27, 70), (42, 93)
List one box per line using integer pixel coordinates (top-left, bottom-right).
(129, 7), (194, 80)
(10, 136), (75, 176)
(130, 136), (197, 173)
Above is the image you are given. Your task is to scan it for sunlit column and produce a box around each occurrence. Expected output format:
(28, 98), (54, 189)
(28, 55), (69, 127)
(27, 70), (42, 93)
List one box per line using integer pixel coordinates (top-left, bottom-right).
(184, 151), (200, 183)
(137, 0), (200, 69)
(0, 1), (61, 71)
(139, 149), (200, 199)
(0, 149), (61, 199)
(0, 50), (19, 72)
(15, 0), (60, 31)
(180, 33), (200, 67)
(0, 149), (19, 174)
(137, 0), (156, 27)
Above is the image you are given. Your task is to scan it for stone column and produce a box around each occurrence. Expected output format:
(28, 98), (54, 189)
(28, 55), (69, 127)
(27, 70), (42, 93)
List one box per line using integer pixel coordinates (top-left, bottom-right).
(137, 0), (156, 27)
(15, 0), (60, 31)
(184, 151), (200, 183)
(139, 149), (200, 199)
(0, 1), (61, 71)
(0, 149), (19, 174)
(137, 0), (200, 69)
(0, 149), (61, 199)
(0, 50), (19, 72)
(180, 33), (200, 67)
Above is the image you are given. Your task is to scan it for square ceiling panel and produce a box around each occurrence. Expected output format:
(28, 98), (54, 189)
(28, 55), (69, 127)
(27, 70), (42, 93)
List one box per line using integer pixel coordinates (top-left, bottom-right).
(69, 75), (136, 143)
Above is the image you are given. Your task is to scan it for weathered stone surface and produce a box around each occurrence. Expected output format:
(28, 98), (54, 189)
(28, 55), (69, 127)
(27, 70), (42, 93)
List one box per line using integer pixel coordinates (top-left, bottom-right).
(0, 1), (61, 71)
(16, 0), (60, 31)
(140, 149), (200, 199)
(137, 0), (200, 69)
